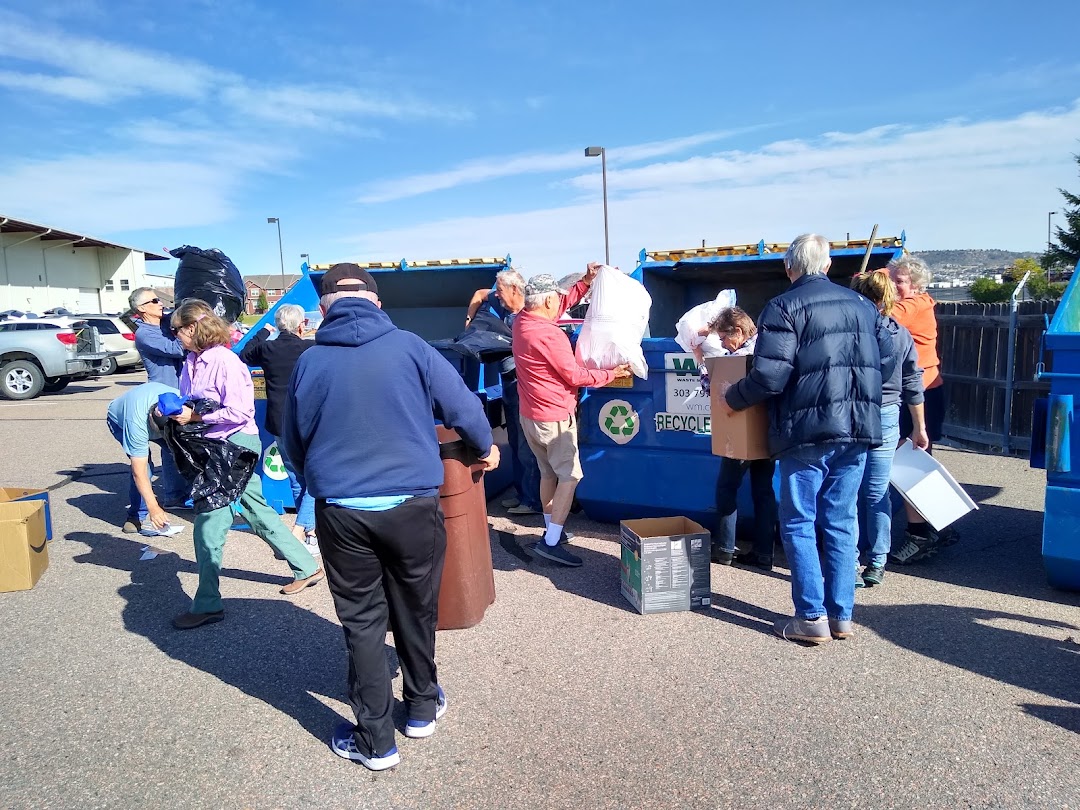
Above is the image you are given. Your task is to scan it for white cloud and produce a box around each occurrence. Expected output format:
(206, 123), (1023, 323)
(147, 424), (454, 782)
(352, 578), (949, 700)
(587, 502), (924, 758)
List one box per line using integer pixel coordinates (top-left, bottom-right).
(355, 129), (752, 203)
(0, 70), (115, 103)
(340, 102), (1080, 272)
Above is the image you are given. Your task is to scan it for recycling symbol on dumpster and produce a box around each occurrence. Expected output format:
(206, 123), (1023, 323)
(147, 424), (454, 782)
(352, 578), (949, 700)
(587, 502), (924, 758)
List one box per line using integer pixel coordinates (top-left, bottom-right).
(600, 399), (640, 445)
(263, 442), (289, 481)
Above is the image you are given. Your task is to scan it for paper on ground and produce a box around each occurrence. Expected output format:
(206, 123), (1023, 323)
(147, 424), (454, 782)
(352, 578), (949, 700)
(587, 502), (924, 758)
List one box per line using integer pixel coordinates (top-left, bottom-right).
(140, 523), (184, 538)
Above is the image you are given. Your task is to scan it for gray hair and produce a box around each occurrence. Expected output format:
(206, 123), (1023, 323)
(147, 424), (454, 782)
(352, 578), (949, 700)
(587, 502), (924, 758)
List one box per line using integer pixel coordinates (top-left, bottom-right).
(888, 254), (932, 292)
(128, 287), (156, 312)
(320, 290), (379, 312)
(495, 269), (526, 291)
(274, 303), (305, 333)
(785, 233), (832, 277)
(523, 292), (558, 311)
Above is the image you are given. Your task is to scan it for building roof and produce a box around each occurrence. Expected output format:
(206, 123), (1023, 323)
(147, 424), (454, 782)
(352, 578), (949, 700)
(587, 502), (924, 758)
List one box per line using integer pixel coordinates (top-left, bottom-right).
(0, 215), (172, 260)
(243, 274), (304, 290)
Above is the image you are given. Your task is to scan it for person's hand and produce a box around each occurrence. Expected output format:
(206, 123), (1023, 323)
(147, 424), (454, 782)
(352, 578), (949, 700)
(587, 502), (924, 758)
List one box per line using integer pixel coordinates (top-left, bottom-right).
(697, 326), (712, 337)
(147, 507), (169, 530)
(584, 262), (603, 284)
(719, 396), (736, 417)
(909, 426), (930, 451)
(479, 445), (501, 472)
(613, 363), (633, 379)
(263, 323), (274, 333)
(170, 406), (199, 425)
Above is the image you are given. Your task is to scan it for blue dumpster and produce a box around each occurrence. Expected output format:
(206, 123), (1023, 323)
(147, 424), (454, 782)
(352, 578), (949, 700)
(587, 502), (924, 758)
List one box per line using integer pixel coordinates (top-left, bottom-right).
(1032, 256), (1080, 591)
(576, 235), (906, 529)
(233, 257), (514, 513)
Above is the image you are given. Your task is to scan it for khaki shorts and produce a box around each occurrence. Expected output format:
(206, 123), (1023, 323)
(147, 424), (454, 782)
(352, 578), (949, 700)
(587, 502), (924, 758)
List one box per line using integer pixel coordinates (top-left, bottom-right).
(520, 415), (584, 484)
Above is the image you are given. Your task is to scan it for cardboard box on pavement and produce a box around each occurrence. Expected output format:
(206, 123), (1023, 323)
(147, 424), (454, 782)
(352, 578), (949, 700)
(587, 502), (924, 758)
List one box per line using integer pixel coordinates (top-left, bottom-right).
(0, 500), (49, 593)
(620, 517), (711, 614)
(0, 487), (52, 541)
(705, 356), (770, 460)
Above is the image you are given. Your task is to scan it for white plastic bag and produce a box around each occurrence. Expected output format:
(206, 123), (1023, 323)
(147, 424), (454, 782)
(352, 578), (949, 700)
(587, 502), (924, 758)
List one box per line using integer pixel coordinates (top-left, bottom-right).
(674, 290), (738, 357)
(574, 265), (652, 379)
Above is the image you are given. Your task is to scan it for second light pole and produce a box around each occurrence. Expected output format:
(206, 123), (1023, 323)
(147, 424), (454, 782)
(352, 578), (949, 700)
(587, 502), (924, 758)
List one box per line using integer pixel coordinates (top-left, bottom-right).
(267, 216), (286, 294)
(585, 146), (610, 265)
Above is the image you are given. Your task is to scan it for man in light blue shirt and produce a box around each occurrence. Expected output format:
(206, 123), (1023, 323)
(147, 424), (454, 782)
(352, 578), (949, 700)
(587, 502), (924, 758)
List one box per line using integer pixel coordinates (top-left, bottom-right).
(106, 381), (189, 533)
(129, 288), (185, 388)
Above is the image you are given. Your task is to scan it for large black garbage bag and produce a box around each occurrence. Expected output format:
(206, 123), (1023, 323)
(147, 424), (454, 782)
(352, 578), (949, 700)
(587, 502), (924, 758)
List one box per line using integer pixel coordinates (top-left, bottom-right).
(158, 398), (258, 513)
(170, 245), (246, 323)
(429, 309), (513, 363)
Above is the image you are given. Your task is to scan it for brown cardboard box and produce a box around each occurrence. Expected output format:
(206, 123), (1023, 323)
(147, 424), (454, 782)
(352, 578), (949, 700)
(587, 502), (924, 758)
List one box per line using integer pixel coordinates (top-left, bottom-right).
(706, 355), (771, 460)
(0, 487), (52, 540)
(0, 500), (49, 593)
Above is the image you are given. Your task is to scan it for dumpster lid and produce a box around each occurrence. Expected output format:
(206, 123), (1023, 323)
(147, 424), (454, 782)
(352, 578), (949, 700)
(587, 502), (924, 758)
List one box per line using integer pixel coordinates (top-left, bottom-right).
(638, 235), (906, 269)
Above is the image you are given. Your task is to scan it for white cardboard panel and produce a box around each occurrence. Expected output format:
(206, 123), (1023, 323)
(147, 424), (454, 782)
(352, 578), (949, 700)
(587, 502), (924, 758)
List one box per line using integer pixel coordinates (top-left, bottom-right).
(889, 440), (978, 530)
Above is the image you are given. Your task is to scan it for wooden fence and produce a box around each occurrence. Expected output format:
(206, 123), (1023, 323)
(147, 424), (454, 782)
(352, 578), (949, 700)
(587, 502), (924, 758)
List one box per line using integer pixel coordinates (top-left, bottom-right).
(936, 301), (1058, 453)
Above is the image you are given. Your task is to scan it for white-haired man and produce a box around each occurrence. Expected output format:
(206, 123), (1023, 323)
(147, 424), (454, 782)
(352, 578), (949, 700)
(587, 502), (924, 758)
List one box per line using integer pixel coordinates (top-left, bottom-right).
(466, 268), (543, 517)
(238, 303), (316, 550)
(723, 234), (896, 644)
(512, 265), (631, 567)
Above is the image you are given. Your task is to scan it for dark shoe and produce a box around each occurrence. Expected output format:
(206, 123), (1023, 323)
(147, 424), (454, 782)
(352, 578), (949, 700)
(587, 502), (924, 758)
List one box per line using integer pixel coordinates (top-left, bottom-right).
(862, 565), (885, 587)
(854, 569), (866, 589)
(936, 526), (960, 547)
(173, 610), (224, 630)
(122, 519), (142, 534)
(734, 552), (773, 571)
(711, 546), (734, 565)
(281, 567), (324, 595)
(890, 533), (936, 565)
(828, 617), (854, 640)
(773, 616), (831, 645)
(530, 542), (583, 567)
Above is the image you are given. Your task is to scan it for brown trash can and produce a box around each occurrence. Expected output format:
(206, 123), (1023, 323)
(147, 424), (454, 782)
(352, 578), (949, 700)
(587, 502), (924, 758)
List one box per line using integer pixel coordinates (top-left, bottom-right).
(436, 426), (496, 630)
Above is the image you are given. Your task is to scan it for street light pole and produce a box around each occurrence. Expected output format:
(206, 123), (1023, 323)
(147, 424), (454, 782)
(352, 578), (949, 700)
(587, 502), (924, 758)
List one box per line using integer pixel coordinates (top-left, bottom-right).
(585, 146), (610, 265)
(267, 217), (285, 295)
(1048, 211), (1057, 254)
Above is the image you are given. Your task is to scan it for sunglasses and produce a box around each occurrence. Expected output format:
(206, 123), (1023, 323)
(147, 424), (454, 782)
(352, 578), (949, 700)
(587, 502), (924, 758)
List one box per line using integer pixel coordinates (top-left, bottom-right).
(140, 298), (162, 306)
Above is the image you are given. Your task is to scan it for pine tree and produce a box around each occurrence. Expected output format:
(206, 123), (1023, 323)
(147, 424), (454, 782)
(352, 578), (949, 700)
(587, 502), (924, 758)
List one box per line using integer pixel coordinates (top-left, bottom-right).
(1044, 151), (1080, 272)
(256, 290), (269, 314)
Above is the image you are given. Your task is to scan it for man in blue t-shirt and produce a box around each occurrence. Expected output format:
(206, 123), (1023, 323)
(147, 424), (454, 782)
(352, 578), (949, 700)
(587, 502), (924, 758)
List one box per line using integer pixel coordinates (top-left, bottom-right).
(106, 382), (189, 533)
(464, 269), (543, 516)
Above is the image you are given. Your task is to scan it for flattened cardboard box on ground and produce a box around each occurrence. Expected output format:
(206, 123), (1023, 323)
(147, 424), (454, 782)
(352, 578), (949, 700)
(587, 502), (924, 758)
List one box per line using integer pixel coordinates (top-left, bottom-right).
(890, 439), (978, 530)
(0, 500), (49, 593)
(620, 517), (711, 614)
(705, 356), (770, 460)
(0, 487), (52, 540)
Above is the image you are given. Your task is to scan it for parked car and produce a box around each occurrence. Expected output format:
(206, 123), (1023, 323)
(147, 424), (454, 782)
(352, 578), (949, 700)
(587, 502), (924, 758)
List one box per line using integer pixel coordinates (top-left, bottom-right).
(73, 314), (141, 374)
(0, 319), (115, 399)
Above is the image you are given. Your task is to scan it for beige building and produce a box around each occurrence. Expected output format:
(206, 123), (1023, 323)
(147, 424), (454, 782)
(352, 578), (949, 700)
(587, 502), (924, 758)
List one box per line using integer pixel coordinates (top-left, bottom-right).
(0, 215), (171, 313)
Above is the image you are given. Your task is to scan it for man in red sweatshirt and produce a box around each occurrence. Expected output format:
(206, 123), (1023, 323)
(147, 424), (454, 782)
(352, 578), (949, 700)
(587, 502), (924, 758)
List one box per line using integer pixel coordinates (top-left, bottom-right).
(512, 266), (632, 566)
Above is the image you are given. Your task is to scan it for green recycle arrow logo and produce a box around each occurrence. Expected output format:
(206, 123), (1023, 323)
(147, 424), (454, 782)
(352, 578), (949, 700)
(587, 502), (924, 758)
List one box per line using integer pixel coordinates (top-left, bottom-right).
(605, 404), (635, 436)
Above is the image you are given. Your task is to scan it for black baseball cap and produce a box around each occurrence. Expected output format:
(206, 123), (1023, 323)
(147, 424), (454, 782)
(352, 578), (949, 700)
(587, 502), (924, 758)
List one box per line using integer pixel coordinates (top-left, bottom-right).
(320, 262), (380, 297)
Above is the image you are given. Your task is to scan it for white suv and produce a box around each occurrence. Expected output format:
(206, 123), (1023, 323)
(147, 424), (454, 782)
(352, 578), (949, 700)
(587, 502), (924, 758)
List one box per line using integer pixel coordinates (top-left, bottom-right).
(72, 314), (141, 374)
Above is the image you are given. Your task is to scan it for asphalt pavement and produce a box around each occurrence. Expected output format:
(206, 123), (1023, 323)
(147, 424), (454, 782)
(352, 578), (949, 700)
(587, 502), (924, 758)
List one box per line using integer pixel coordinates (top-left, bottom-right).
(1, 374), (1078, 810)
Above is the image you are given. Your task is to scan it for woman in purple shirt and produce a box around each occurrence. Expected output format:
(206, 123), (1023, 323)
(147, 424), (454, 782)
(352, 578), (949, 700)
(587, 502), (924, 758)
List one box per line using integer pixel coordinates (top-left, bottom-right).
(168, 300), (323, 630)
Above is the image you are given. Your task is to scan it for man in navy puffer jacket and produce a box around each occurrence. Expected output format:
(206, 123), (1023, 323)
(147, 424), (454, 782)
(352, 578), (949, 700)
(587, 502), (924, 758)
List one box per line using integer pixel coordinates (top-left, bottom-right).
(724, 234), (896, 645)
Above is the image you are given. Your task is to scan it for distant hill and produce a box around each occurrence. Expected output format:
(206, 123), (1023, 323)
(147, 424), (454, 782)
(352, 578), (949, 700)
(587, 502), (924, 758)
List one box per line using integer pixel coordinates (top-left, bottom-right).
(913, 249), (1040, 275)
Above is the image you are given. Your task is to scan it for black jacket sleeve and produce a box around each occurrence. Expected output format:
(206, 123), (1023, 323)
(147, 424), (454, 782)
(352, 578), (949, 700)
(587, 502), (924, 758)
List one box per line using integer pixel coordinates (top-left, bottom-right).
(238, 328), (269, 367)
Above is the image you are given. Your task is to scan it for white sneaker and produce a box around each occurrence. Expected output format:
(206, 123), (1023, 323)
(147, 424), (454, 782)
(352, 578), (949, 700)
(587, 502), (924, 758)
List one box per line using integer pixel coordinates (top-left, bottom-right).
(303, 532), (321, 556)
(330, 724), (399, 770)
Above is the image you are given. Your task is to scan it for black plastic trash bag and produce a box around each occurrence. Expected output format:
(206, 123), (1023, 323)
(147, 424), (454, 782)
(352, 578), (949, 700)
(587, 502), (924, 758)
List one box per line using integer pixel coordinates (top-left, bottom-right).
(158, 398), (258, 513)
(170, 245), (246, 323)
(429, 309), (513, 363)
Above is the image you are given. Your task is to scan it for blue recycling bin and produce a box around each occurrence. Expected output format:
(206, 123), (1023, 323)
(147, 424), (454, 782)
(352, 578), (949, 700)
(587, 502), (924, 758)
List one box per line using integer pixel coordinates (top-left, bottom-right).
(1031, 257), (1080, 590)
(576, 235), (906, 531)
(233, 257), (514, 513)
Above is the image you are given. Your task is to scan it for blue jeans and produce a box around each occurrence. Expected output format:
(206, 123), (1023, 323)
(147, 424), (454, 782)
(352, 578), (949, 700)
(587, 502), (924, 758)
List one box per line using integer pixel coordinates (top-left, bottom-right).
(715, 457), (778, 558)
(858, 404), (900, 568)
(275, 436), (316, 532)
(778, 442), (868, 622)
(500, 375), (542, 511)
(127, 442), (188, 522)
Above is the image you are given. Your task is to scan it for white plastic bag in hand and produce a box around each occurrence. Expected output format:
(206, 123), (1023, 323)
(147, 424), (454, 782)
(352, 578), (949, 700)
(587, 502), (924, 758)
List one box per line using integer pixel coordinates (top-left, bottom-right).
(574, 265), (652, 379)
(674, 290), (738, 356)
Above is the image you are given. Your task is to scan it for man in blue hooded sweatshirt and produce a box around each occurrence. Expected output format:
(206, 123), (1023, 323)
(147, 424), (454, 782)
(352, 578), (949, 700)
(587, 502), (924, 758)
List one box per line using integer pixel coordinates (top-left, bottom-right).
(282, 263), (499, 772)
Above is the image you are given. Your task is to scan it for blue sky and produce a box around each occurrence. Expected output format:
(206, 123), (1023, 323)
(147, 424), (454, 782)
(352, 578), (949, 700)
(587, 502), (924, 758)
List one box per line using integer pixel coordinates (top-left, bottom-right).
(2, 0), (1079, 280)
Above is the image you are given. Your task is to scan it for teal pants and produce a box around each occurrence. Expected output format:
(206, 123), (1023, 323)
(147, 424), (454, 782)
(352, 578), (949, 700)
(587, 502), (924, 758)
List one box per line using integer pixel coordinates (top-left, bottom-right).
(190, 432), (319, 614)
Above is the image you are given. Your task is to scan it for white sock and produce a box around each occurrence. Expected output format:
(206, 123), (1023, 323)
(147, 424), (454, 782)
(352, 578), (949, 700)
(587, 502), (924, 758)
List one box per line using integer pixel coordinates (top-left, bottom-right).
(544, 522), (563, 547)
(543, 514), (551, 528)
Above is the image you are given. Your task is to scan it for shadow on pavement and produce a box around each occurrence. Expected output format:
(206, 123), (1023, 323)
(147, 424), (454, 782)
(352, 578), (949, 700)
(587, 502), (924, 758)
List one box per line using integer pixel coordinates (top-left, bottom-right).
(491, 528), (633, 612)
(705, 592), (787, 636)
(68, 531), (402, 744)
(1021, 703), (1080, 735)
(859, 603), (1080, 719)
